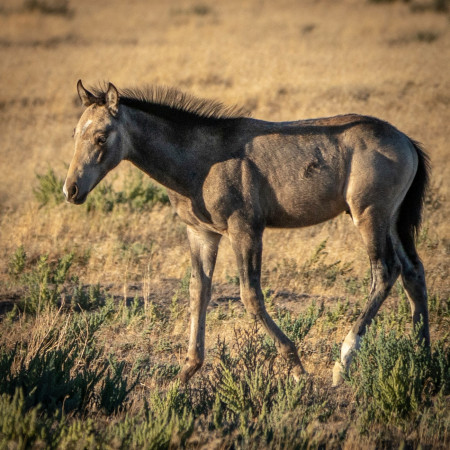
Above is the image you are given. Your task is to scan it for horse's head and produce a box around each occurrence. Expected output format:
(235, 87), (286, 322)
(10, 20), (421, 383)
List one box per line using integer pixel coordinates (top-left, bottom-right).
(64, 80), (127, 204)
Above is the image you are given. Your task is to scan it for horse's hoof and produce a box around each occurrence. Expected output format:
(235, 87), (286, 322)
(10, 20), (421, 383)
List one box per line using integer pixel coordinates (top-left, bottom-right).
(292, 364), (307, 382)
(332, 361), (345, 386)
(179, 360), (202, 384)
(179, 365), (195, 384)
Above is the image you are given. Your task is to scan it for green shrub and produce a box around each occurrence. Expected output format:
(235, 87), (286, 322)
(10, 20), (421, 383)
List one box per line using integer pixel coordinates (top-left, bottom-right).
(276, 301), (323, 344)
(429, 293), (450, 323)
(304, 240), (353, 289)
(7, 245), (27, 278)
(100, 357), (138, 415)
(70, 282), (103, 311)
(103, 391), (194, 450)
(84, 171), (169, 213)
(204, 325), (333, 447)
(102, 381), (194, 449)
(84, 181), (117, 212)
(121, 171), (170, 211)
(33, 169), (169, 212)
(0, 305), (137, 417)
(349, 321), (450, 429)
(148, 363), (181, 381)
(0, 343), (97, 416)
(0, 389), (48, 449)
(19, 252), (73, 314)
(56, 418), (99, 449)
(33, 168), (65, 206)
(368, 0), (448, 13)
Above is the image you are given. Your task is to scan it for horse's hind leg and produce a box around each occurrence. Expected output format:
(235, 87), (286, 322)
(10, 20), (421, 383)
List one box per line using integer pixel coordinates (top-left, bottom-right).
(395, 233), (429, 346)
(333, 210), (401, 385)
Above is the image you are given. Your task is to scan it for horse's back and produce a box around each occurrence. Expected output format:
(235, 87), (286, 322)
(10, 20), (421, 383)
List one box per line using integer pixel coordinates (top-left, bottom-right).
(240, 115), (417, 228)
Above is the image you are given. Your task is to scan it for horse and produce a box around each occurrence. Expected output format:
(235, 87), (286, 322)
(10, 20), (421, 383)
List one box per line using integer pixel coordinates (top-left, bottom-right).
(64, 80), (430, 385)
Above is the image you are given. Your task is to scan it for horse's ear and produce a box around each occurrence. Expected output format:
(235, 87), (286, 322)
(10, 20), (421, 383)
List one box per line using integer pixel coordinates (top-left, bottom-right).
(106, 83), (119, 116)
(77, 80), (96, 107)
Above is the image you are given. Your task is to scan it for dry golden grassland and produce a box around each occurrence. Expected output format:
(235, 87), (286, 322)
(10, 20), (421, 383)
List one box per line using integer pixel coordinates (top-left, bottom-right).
(0, 0), (449, 448)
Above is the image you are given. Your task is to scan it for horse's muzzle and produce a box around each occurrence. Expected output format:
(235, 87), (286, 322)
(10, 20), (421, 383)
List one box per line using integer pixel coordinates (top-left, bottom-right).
(67, 183), (78, 200)
(63, 182), (86, 204)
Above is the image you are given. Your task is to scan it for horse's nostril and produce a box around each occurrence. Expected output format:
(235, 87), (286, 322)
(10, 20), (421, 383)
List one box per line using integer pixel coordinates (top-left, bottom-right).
(68, 183), (79, 200)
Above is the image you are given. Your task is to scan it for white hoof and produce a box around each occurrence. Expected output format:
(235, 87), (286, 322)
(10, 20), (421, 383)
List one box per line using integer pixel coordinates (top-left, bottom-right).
(332, 361), (345, 386)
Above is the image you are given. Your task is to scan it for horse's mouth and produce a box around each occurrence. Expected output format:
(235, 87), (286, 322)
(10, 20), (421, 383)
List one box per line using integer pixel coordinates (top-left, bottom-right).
(72, 192), (88, 205)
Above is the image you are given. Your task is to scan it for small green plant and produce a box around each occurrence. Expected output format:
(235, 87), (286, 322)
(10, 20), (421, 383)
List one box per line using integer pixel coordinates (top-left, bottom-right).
(0, 389), (48, 449)
(349, 321), (450, 429)
(84, 182), (117, 212)
(226, 273), (240, 286)
(70, 282), (103, 311)
(172, 3), (213, 16)
(33, 169), (169, 212)
(263, 287), (275, 311)
(17, 252), (74, 314)
(415, 30), (439, 43)
(206, 324), (332, 446)
(276, 302), (323, 344)
(99, 356), (138, 415)
(56, 418), (98, 449)
(429, 293), (450, 323)
(323, 298), (354, 327)
(410, 0), (449, 13)
(8, 245), (27, 278)
(33, 168), (65, 207)
(303, 240), (353, 288)
(178, 267), (191, 298)
(121, 171), (170, 211)
(85, 171), (169, 213)
(192, 4), (212, 15)
(148, 363), (181, 381)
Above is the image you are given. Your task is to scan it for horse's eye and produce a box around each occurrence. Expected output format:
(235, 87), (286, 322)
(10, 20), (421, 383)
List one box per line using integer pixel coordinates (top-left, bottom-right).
(96, 135), (107, 146)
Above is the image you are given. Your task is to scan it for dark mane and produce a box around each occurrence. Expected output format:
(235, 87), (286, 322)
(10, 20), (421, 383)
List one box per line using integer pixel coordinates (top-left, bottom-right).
(90, 84), (249, 125)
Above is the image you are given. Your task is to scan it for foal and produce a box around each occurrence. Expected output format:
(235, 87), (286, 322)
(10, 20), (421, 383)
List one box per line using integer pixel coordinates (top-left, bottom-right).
(64, 81), (430, 385)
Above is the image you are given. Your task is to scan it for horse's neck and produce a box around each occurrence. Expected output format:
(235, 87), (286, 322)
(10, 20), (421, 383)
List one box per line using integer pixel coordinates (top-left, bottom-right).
(124, 107), (196, 195)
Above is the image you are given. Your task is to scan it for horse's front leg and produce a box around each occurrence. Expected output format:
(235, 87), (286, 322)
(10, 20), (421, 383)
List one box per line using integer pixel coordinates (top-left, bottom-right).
(179, 226), (221, 384)
(229, 222), (305, 381)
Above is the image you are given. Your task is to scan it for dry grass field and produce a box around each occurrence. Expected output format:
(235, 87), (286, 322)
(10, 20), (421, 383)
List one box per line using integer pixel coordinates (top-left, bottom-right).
(0, 0), (449, 448)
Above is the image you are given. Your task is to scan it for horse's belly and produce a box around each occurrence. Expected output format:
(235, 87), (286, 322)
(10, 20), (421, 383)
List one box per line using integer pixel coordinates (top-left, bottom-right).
(264, 184), (347, 228)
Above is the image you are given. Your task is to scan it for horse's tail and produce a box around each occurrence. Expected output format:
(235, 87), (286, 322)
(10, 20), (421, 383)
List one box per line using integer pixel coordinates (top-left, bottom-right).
(397, 139), (431, 256)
